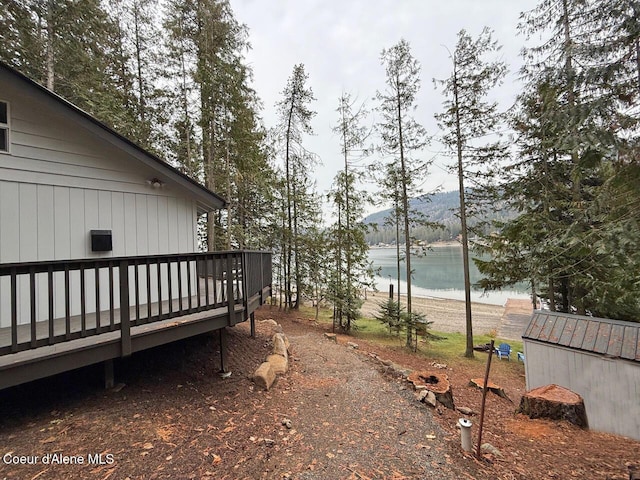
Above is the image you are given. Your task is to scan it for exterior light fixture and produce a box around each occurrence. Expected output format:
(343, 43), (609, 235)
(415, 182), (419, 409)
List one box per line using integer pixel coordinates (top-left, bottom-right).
(147, 178), (164, 188)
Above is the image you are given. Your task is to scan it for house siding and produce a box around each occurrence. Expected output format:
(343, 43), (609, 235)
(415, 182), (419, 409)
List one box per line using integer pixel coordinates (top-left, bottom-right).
(0, 182), (200, 326)
(524, 339), (640, 441)
(0, 181), (199, 263)
(0, 71), (203, 328)
(0, 71), (202, 260)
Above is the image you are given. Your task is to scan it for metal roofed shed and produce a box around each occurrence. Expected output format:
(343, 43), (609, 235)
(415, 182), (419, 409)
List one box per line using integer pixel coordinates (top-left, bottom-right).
(522, 311), (640, 440)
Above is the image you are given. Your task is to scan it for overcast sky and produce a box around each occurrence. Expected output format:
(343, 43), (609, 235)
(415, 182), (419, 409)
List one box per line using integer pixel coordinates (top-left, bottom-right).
(229, 0), (539, 218)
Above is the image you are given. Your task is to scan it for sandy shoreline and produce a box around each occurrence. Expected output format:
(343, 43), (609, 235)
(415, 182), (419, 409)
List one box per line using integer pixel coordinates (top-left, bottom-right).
(360, 291), (505, 335)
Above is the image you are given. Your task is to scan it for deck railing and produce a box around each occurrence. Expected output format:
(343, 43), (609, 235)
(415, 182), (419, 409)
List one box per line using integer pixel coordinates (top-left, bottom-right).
(0, 251), (272, 356)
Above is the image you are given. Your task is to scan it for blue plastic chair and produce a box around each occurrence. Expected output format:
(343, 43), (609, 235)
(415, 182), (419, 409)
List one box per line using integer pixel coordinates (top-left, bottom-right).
(496, 343), (511, 361)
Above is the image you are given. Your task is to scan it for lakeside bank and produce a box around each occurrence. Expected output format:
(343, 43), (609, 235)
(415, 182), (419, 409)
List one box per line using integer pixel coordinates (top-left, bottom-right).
(360, 291), (532, 341)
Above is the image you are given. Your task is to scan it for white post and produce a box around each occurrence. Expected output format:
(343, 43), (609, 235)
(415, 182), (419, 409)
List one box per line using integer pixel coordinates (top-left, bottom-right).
(459, 418), (473, 452)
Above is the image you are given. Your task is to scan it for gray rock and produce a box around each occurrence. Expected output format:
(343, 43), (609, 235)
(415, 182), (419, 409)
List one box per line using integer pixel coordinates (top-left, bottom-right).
(481, 443), (502, 457)
(424, 391), (437, 408)
(456, 406), (476, 416)
(347, 342), (359, 350)
(266, 354), (288, 374)
(281, 418), (292, 429)
(415, 390), (428, 402)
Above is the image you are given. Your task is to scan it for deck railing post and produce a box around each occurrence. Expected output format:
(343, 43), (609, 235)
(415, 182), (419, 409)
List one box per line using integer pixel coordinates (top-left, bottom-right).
(119, 261), (132, 357)
(10, 268), (17, 352)
(242, 252), (248, 311)
(226, 253), (235, 325)
(260, 252), (265, 304)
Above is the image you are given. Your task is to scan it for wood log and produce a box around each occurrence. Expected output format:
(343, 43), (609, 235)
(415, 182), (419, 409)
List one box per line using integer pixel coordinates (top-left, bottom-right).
(469, 378), (511, 402)
(407, 371), (454, 409)
(516, 384), (588, 428)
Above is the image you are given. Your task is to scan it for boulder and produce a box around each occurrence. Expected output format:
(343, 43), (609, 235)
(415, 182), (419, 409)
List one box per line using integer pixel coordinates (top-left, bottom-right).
(266, 354), (288, 375)
(424, 391), (437, 408)
(253, 362), (276, 390)
(272, 333), (289, 358)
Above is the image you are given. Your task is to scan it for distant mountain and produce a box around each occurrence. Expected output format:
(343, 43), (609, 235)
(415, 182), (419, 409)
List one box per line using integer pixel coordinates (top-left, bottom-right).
(363, 190), (461, 226)
(362, 190), (514, 245)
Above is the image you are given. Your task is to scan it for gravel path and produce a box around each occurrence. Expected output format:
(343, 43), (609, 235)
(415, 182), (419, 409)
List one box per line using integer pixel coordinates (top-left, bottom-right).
(263, 326), (464, 479)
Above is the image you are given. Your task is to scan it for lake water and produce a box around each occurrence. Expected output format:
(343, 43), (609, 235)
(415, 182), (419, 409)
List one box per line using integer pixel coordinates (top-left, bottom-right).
(368, 246), (530, 306)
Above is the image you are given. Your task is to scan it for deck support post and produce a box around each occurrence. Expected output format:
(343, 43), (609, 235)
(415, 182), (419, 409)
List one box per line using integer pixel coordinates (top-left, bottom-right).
(104, 359), (114, 389)
(250, 312), (255, 338)
(219, 328), (228, 373)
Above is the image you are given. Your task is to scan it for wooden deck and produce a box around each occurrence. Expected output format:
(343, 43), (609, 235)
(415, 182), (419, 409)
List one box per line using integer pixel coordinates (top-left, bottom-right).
(0, 278), (229, 352)
(0, 251), (272, 390)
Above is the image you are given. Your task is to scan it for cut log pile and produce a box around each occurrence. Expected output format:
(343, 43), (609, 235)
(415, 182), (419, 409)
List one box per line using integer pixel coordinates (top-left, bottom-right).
(516, 384), (588, 428)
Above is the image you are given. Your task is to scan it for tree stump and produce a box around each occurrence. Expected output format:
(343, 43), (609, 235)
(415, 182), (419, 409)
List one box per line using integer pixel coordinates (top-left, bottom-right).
(407, 371), (454, 409)
(469, 378), (511, 402)
(516, 384), (588, 428)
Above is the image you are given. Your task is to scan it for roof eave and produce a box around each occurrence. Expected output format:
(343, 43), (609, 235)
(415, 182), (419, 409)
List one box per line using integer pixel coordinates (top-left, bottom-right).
(0, 61), (227, 212)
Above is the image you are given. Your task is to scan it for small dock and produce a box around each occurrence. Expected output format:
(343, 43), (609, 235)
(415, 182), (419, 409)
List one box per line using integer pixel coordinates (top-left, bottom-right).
(498, 298), (533, 341)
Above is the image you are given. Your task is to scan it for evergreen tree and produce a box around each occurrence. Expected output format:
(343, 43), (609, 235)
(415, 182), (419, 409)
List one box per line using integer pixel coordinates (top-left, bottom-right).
(478, 0), (640, 320)
(275, 64), (317, 310)
(376, 39), (431, 347)
(163, 0), (201, 178)
(434, 28), (508, 357)
(0, 0), (42, 79)
(1, 0), (132, 131)
(327, 93), (373, 332)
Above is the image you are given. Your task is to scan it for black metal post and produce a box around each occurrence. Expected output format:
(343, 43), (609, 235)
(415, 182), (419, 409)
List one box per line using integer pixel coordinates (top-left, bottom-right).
(219, 328), (228, 373)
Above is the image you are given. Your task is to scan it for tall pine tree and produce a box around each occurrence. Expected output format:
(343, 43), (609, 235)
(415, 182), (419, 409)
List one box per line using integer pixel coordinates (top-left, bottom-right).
(435, 27), (508, 357)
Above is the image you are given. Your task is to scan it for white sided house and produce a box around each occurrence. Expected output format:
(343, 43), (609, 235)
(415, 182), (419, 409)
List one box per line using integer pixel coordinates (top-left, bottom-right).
(0, 62), (272, 390)
(0, 63), (225, 265)
(0, 62), (226, 326)
(522, 311), (640, 441)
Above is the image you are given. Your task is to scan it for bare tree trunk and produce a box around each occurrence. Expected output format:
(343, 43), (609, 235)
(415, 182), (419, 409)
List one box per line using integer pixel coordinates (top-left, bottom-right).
(452, 62), (474, 358)
(292, 176), (301, 310)
(46, 0), (55, 91)
(132, 1), (147, 141)
(284, 97), (294, 310)
(396, 76), (413, 349)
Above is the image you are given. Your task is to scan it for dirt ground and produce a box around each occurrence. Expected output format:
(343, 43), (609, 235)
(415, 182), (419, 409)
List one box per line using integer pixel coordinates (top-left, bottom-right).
(0, 305), (638, 479)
